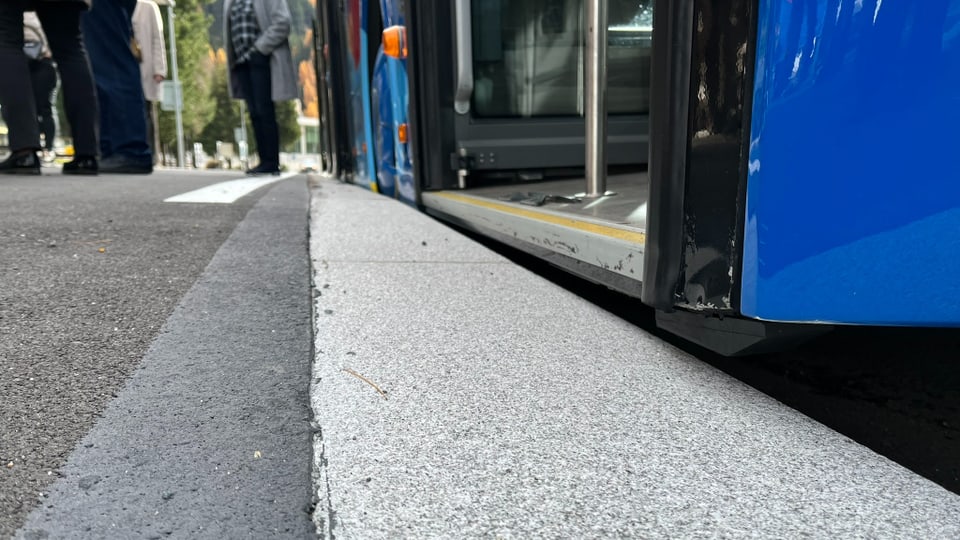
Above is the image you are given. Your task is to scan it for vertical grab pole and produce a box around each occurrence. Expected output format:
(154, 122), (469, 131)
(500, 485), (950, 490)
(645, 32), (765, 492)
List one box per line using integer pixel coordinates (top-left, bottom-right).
(454, 0), (474, 189)
(584, 0), (608, 198)
(166, 1), (185, 168)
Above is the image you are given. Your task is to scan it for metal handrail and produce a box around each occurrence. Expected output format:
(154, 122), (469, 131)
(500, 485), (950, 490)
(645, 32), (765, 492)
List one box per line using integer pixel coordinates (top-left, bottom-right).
(453, 0), (473, 115)
(584, 0), (609, 198)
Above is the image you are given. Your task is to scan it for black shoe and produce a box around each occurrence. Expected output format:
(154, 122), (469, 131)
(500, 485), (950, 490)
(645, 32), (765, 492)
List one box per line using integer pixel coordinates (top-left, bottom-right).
(245, 164), (281, 176)
(62, 155), (99, 175)
(0, 150), (41, 175)
(99, 154), (153, 174)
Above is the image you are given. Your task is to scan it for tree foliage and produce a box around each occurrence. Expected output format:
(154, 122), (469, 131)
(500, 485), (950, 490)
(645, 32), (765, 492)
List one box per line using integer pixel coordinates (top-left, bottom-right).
(206, 0), (316, 115)
(197, 48), (247, 152)
(146, 0), (311, 164)
(277, 99), (301, 152)
(157, 0), (216, 162)
(300, 55), (318, 118)
(195, 47), (300, 159)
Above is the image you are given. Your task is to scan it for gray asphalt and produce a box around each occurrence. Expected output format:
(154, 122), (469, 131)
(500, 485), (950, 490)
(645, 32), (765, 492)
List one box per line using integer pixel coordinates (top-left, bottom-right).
(1, 169), (313, 539)
(310, 178), (960, 538)
(8, 169), (960, 538)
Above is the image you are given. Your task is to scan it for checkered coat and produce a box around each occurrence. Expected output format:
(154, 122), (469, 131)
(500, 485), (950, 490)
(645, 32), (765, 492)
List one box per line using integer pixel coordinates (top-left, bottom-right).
(223, 0), (298, 102)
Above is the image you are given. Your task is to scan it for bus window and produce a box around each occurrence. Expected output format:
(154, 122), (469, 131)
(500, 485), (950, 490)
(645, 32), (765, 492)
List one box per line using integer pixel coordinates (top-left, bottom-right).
(471, 0), (653, 118)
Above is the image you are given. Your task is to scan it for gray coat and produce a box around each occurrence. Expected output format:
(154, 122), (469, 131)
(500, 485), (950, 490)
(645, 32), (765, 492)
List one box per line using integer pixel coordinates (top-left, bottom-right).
(223, 0), (298, 102)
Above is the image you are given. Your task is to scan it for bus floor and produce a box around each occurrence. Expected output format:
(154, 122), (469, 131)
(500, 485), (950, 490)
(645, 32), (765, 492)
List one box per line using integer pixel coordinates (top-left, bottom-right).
(419, 172), (649, 297)
(308, 176), (960, 538)
(457, 170), (649, 227)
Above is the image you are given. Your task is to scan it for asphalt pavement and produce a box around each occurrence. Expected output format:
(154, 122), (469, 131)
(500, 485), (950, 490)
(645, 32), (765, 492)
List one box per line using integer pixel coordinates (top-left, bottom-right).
(5, 169), (960, 538)
(1, 169), (313, 539)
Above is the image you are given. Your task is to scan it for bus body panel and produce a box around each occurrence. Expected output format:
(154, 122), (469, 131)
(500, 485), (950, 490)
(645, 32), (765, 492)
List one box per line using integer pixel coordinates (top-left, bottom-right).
(373, 0), (415, 204)
(372, 50), (397, 197)
(329, 0), (377, 191)
(742, 0), (960, 325)
(359, 0), (378, 192)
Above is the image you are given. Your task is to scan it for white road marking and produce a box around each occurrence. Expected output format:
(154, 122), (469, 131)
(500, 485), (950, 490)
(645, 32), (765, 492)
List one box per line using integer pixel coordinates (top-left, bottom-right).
(164, 173), (296, 204)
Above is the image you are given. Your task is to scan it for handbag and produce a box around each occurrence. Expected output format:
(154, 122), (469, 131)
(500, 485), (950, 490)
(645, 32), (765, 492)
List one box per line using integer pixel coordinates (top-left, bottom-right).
(130, 36), (143, 62)
(23, 40), (42, 60)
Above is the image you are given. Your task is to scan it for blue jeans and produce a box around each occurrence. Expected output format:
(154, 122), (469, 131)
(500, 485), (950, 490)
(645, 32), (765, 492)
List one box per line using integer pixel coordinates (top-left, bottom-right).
(234, 52), (280, 169)
(81, 0), (151, 163)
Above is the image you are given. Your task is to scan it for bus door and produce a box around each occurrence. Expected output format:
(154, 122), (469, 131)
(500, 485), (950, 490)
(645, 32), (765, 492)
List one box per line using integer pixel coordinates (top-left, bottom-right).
(314, 0), (363, 181)
(411, 0), (653, 189)
(314, 0), (341, 176)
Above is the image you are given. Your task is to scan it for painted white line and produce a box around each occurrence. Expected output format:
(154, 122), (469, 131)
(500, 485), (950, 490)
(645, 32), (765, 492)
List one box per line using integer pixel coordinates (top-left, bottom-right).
(164, 173), (296, 204)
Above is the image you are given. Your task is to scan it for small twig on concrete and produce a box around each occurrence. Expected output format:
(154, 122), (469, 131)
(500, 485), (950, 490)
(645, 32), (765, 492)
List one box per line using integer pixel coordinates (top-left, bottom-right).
(342, 368), (388, 400)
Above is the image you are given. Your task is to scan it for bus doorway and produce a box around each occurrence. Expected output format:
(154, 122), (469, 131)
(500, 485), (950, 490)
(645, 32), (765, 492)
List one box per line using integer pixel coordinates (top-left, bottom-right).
(412, 0), (653, 189)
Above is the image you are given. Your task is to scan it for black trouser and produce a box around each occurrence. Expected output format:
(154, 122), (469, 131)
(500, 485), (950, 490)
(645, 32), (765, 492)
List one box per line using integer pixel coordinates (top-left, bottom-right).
(30, 57), (57, 151)
(0, 1), (98, 156)
(234, 52), (280, 169)
(145, 100), (159, 162)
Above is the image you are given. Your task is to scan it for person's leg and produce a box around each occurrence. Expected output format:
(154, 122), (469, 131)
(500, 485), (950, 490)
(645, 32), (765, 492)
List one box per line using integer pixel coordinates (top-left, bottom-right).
(79, 0), (150, 165)
(144, 100), (156, 160)
(234, 61), (267, 169)
(37, 4), (99, 159)
(245, 52), (280, 171)
(0, 1), (40, 152)
(246, 93), (270, 168)
(30, 59), (58, 151)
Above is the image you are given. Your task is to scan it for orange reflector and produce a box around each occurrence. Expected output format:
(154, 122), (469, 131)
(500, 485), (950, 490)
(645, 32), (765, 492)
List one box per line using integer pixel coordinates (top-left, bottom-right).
(382, 25), (407, 59)
(397, 123), (408, 144)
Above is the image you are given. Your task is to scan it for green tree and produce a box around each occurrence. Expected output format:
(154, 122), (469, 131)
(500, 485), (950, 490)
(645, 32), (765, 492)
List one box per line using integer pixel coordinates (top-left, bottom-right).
(198, 48), (245, 152)
(206, 0), (315, 113)
(198, 47), (298, 162)
(276, 99), (300, 152)
(157, 0), (216, 163)
(192, 0), (307, 165)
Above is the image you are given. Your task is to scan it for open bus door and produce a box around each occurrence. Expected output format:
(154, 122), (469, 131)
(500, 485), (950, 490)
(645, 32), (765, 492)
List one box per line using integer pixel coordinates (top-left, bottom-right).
(405, 0), (828, 354)
(314, 0), (354, 179)
(408, 0), (653, 190)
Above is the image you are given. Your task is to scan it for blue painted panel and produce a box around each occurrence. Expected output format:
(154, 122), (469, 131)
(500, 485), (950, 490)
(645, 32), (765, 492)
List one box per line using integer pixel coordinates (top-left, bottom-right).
(744, 0), (960, 324)
(390, 59), (416, 205)
(359, 0), (378, 191)
(372, 50), (398, 197)
(380, 0), (399, 25)
(379, 0), (416, 205)
(342, 0), (370, 186)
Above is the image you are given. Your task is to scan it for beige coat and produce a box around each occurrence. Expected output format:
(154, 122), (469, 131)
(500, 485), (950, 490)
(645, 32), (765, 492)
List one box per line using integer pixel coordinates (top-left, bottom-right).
(132, 0), (167, 102)
(223, 0), (298, 102)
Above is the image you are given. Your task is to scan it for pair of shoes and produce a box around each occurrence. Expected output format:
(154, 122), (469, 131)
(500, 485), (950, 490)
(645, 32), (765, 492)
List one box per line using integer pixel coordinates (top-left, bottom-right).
(62, 155), (98, 175)
(99, 154), (152, 174)
(245, 164), (281, 176)
(0, 150), (41, 175)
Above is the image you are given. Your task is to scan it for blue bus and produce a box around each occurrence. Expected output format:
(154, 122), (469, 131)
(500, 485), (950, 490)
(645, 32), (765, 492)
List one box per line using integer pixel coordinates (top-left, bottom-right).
(315, 0), (960, 355)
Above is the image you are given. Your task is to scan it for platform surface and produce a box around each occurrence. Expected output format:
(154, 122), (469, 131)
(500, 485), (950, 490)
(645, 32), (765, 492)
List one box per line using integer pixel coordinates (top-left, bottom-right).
(309, 177), (960, 538)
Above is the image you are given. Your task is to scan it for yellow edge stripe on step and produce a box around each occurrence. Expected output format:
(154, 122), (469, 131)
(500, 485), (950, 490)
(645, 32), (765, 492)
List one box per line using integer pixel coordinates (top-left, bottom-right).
(433, 192), (646, 245)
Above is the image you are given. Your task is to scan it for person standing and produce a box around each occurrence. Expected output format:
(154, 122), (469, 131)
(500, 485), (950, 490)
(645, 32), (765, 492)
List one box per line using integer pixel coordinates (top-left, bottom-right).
(0, 0), (99, 176)
(223, 0), (297, 176)
(81, 0), (153, 174)
(132, 0), (166, 165)
(21, 12), (59, 161)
